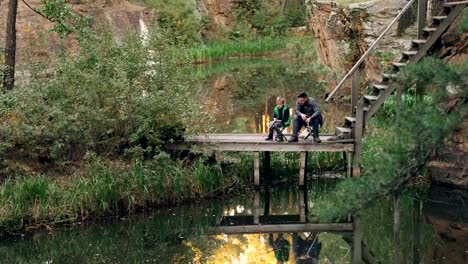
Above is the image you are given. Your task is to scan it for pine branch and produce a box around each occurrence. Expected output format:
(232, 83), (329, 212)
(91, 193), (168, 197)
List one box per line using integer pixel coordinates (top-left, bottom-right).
(20, 0), (55, 23)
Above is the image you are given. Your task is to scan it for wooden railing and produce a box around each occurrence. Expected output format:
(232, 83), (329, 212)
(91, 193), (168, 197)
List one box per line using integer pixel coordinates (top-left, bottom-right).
(325, 0), (430, 111)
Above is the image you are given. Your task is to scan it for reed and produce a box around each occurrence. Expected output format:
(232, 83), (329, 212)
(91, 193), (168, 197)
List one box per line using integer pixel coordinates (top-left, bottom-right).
(0, 156), (241, 232)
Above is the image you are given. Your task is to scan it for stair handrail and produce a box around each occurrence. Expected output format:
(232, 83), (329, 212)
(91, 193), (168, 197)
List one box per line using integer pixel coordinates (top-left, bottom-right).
(325, 0), (417, 102)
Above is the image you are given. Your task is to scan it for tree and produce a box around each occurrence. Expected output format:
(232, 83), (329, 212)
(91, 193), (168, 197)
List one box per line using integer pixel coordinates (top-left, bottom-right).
(2, 0), (89, 91)
(3, 0), (18, 91)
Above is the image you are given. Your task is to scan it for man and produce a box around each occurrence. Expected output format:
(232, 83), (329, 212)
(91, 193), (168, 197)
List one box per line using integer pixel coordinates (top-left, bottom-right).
(265, 96), (291, 142)
(288, 92), (322, 143)
(292, 232), (321, 264)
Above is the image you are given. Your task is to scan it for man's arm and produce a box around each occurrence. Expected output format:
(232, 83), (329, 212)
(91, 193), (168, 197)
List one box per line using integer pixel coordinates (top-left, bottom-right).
(308, 99), (321, 119)
(295, 102), (303, 116)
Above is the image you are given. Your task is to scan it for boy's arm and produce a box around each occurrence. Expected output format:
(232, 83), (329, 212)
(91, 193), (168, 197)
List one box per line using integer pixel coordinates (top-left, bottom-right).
(283, 108), (290, 124)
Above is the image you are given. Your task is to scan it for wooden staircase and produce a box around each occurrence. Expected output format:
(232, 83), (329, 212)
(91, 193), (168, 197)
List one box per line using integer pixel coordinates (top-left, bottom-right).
(329, 1), (467, 140)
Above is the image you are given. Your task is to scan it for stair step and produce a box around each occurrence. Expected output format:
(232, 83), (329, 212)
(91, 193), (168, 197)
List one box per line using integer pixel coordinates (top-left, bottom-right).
(364, 95), (379, 101)
(443, 1), (468, 7)
(412, 39), (427, 45)
(383, 73), (397, 80)
(345, 116), (356, 123)
(433, 16), (448, 21)
(402, 50), (418, 56)
(423, 27), (438, 32)
(336, 126), (352, 135)
(393, 62), (407, 68)
(373, 84), (389, 90)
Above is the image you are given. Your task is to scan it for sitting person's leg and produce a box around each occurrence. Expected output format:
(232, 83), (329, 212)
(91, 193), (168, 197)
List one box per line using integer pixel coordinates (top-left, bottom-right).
(288, 115), (304, 142)
(265, 121), (276, 140)
(273, 122), (284, 142)
(310, 117), (321, 143)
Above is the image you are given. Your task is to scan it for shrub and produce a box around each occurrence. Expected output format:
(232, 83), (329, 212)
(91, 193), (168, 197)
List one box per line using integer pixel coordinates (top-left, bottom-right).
(0, 32), (198, 163)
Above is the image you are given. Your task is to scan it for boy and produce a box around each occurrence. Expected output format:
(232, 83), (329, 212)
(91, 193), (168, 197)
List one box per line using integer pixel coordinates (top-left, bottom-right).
(265, 97), (291, 142)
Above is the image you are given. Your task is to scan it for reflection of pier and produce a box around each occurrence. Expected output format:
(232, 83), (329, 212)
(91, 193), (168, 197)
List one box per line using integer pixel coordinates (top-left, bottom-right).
(209, 188), (374, 263)
(214, 191), (353, 234)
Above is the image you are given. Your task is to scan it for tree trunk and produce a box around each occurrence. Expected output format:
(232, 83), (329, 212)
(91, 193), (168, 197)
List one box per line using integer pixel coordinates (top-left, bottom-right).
(3, 0), (18, 91)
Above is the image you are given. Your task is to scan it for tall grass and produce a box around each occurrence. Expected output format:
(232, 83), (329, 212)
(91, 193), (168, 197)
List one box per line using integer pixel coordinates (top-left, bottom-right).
(0, 155), (240, 232)
(172, 36), (315, 63)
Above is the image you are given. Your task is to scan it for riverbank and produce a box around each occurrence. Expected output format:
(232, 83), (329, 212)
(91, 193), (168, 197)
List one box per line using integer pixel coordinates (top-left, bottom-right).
(0, 155), (248, 235)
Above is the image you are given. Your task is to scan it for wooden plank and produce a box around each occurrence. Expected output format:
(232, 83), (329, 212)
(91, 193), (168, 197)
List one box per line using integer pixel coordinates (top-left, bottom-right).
(417, 0), (428, 39)
(299, 190), (306, 222)
(410, 4), (466, 63)
(299, 152), (308, 186)
(254, 152), (260, 186)
(443, 1), (468, 6)
(210, 223), (354, 234)
(394, 195), (401, 264)
(254, 191), (260, 224)
(353, 215), (363, 264)
(352, 102), (364, 178)
(264, 151), (271, 184)
(220, 215), (303, 225)
(352, 67), (360, 113)
(413, 200), (421, 264)
(365, 5), (465, 124)
(169, 142), (355, 152)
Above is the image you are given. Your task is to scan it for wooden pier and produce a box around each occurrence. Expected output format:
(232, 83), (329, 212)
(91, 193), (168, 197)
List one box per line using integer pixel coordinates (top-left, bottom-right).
(168, 133), (355, 186)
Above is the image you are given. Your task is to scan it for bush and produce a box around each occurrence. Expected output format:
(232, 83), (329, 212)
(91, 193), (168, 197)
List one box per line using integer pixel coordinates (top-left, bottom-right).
(0, 32), (198, 163)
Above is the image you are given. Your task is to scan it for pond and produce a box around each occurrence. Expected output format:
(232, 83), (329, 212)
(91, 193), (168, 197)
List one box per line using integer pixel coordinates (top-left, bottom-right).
(0, 182), (466, 263)
(188, 57), (348, 134)
(2, 57), (466, 264)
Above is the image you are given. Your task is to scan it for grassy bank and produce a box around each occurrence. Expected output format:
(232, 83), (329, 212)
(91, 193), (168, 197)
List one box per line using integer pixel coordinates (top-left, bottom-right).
(173, 36), (315, 64)
(0, 155), (247, 233)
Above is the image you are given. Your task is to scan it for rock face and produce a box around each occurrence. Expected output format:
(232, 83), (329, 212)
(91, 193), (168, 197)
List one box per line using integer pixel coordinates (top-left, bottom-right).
(0, 0), (153, 64)
(430, 118), (468, 189)
(423, 185), (468, 263)
(198, 0), (235, 29)
(351, 0), (416, 51)
(306, 0), (423, 93)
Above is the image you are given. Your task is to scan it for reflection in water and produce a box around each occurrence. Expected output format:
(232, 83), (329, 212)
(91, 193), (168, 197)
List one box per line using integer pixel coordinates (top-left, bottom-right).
(191, 58), (348, 134)
(0, 183), (466, 263)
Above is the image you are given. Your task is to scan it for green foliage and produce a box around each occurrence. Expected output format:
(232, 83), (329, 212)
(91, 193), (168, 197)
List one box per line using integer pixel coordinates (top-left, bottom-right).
(314, 57), (467, 221)
(458, 8), (468, 33)
(233, 0), (308, 38)
(36, 0), (92, 38)
(361, 192), (435, 263)
(179, 37), (290, 63)
(136, 0), (204, 45)
(0, 155), (241, 231)
(0, 32), (198, 163)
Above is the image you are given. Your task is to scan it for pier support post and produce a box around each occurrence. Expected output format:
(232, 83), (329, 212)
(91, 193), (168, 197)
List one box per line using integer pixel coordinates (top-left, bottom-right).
(394, 195), (401, 264)
(264, 151), (271, 184)
(352, 102), (364, 178)
(353, 215), (363, 264)
(413, 199), (421, 264)
(254, 191), (260, 224)
(299, 188), (306, 222)
(254, 152), (260, 186)
(299, 152), (308, 186)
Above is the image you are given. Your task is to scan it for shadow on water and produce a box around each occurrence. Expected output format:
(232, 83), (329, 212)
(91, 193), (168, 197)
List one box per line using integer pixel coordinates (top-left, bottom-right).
(1, 182), (466, 263)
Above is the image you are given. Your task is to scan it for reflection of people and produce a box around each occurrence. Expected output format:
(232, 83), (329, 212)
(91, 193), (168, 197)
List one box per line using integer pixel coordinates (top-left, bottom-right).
(293, 233), (321, 264)
(269, 233), (290, 264)
(265, 97), (291, 142)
